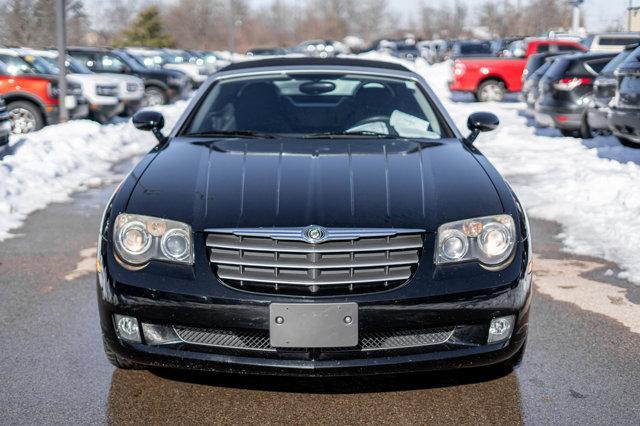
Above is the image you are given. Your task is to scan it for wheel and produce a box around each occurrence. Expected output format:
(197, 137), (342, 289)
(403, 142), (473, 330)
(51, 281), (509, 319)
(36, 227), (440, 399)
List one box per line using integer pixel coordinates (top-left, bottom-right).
(103, 335), (143, 370)
(579, 116), (593, 139)
(560, 129), (576, 137)
(143, 86), (168, 106)
(6, 100), (44, 134)
(617, 136), (640, 148)
(476, 80), (506, 102)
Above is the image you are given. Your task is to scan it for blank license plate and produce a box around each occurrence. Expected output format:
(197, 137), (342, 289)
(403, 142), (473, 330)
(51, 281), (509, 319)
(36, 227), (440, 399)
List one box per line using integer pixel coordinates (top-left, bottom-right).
(269, 303), (358, 348)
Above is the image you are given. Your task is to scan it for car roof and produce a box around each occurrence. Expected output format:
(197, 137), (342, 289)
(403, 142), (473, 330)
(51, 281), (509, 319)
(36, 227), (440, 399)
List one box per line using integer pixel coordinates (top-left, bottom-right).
(219, 57), (412, 73)
(561, 51), (619, 62)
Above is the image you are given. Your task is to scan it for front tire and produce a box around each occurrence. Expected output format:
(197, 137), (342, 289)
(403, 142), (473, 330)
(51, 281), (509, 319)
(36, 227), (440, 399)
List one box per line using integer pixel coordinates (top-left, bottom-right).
(7, 100), (44, 134)
(103, 335), (143, 370)
(476, 80), (506, 102)
(143, 86), (168, 106)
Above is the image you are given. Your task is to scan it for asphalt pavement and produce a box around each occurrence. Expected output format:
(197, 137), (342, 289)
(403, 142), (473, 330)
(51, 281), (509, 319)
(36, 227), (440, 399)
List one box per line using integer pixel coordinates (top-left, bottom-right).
(0, 159), (638, 425)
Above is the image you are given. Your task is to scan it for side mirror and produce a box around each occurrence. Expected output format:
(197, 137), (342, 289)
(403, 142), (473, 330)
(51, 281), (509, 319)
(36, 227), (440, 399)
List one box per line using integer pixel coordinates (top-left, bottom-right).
(466, 112), (499, 144)
(132, 110), (165, 143)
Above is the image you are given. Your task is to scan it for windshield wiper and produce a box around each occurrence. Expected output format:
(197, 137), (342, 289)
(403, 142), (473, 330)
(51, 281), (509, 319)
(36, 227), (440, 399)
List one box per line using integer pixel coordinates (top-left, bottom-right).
(303, 131), (396, 139)
(184, 130), (276, 139)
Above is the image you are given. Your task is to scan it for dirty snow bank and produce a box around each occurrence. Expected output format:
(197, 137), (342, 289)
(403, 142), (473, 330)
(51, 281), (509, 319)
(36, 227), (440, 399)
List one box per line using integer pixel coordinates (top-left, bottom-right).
(0, 102), (187, 241)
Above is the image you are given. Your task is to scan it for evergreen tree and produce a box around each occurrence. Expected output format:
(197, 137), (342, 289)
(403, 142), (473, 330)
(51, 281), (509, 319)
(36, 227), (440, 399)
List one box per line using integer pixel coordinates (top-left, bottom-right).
(115, 6), (175, 48)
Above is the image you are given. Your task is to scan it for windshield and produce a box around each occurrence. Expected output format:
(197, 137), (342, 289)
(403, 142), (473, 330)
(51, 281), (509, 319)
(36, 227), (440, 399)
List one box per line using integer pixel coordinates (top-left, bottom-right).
(455, 42), (492, 56)
(66, 56), (92, 74)
(22, 54), (57, 74)
(113, 51), (145, 72)
(0, 54), (35, 75)
(183, 73), (447, 139)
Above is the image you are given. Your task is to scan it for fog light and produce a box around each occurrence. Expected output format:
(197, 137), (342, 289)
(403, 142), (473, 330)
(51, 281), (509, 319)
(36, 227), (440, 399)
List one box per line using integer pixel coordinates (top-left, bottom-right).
(114, 314), (141, 343)
(141, 323), (181, 345)
(488, 315), (515, 343)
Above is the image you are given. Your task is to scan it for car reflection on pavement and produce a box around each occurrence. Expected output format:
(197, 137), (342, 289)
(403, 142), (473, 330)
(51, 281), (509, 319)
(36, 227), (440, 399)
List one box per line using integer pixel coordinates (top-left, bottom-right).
(107, 368), (523, 424)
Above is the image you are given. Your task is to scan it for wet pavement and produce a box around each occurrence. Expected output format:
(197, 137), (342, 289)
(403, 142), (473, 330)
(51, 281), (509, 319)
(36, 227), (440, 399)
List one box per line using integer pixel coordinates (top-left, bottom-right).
(1, 161), (639, 425)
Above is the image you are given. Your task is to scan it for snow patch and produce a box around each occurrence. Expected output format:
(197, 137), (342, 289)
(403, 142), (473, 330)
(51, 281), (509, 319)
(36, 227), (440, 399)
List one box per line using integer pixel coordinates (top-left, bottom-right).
(0, 102), (187, 241)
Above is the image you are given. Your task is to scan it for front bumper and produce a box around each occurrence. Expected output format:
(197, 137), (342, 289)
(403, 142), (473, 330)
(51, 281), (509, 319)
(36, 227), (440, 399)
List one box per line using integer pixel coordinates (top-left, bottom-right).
(45, 99), (90, 124)
(587, 105), (610, 131)
(90, 102), (124, 123)
(99, 268), (532, 376)
(608, 107), (640, 144)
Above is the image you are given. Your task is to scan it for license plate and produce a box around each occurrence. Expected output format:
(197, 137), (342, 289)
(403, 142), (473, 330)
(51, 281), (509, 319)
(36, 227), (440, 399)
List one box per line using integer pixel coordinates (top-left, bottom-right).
(269, 303), (358, 348)
(64, 95), (77, 109)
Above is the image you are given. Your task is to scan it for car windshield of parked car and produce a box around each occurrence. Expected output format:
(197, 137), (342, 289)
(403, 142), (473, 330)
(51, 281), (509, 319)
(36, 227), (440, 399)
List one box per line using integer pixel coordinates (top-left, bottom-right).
(22, 54), (57, 74)
(184, 73), (446, 139)
(66, 56), (92, 74)
(0, 54), (35, 75)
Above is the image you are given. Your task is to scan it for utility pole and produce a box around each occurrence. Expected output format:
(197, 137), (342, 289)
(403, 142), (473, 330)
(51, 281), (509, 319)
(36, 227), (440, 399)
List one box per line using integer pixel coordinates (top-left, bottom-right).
(569, 0), (584, 33)
(55, 0), (68, 123)
(228, 0), (235, 55)
(630, 0), (634, 32)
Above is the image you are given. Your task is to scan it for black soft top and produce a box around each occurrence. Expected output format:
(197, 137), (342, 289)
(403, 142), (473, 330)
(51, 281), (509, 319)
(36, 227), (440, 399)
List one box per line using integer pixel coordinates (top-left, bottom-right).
(219, 57), (412, 73)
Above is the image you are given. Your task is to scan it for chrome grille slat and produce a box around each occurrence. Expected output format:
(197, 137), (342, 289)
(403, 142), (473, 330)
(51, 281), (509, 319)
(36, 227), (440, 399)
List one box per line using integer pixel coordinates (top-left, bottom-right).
(172, 326), (454, 351)
(210, 248), (419, 269)
(207, 230), (424, 295)
(206, 233), (423, 253)
(216, 264), (413, 286)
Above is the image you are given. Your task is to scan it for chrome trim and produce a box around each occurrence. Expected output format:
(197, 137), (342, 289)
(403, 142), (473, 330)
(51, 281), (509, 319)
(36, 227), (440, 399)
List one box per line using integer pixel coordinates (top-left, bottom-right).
(204, 226), (426, 242)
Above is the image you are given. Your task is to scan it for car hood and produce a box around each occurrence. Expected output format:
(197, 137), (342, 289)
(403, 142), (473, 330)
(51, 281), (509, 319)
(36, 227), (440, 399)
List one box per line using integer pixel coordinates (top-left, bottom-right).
(96, 72), (143, 85)
(68, 73), (120, 86)
(125, 138), (504, 232)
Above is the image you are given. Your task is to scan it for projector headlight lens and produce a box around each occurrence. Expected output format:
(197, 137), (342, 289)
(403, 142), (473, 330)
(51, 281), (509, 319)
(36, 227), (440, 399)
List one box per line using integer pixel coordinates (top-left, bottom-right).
(436, 214), (515, 268)
(113, 213), (193, 268)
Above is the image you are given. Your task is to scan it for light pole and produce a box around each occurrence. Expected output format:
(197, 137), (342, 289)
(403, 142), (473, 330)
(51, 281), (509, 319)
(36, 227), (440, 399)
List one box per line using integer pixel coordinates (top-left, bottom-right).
(630, 0), (634, 31)
(55, 0), (68, 123)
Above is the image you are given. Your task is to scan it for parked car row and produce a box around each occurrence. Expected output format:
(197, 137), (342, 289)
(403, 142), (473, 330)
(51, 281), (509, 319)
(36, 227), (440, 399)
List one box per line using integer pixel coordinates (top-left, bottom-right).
(0, 45), (229, 135)
(447, 33), (640, 102)
(523, 43), (640, 147)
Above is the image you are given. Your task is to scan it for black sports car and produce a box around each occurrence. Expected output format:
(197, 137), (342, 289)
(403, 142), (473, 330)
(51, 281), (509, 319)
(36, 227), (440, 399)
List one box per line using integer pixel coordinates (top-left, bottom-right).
(98, 57), (532, 376)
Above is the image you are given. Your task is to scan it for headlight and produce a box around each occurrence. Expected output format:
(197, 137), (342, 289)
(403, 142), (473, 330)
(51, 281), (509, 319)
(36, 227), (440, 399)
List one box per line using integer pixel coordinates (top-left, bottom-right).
(113, 213), (194, 267)
(435, 214), (515, 268)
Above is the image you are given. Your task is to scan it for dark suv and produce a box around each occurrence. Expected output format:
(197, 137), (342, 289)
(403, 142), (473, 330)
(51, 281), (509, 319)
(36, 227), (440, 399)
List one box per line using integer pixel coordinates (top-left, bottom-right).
(68, 47), (190, 106)
(522, 53), (561, 111)
(535, 51), (617, 137)
(587, 44), (638, 135)
(608, 46), (640, 147)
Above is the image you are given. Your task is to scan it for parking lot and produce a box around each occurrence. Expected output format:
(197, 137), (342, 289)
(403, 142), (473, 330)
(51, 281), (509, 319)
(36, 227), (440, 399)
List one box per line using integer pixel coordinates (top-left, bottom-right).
(0, 55), (639, 423)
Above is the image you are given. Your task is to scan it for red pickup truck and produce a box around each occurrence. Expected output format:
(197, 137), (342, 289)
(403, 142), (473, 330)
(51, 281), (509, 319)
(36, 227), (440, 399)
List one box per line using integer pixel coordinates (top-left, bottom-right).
(449, 38), (586, 101)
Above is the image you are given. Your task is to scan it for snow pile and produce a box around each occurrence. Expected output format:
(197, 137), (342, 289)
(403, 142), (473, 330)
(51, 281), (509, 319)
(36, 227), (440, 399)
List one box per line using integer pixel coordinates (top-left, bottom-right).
(0, 102), (187, 241)
(413, 59), (640, 284)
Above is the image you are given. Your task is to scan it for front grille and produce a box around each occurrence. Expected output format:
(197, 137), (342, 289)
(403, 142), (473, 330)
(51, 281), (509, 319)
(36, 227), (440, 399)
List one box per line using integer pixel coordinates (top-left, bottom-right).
(173, 326), (455, 352)
(206, 232), (424, 295)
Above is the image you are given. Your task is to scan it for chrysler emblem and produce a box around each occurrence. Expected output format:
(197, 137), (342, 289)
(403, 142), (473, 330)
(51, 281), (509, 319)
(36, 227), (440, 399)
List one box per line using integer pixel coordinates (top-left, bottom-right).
(302, 225), (327, 243)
